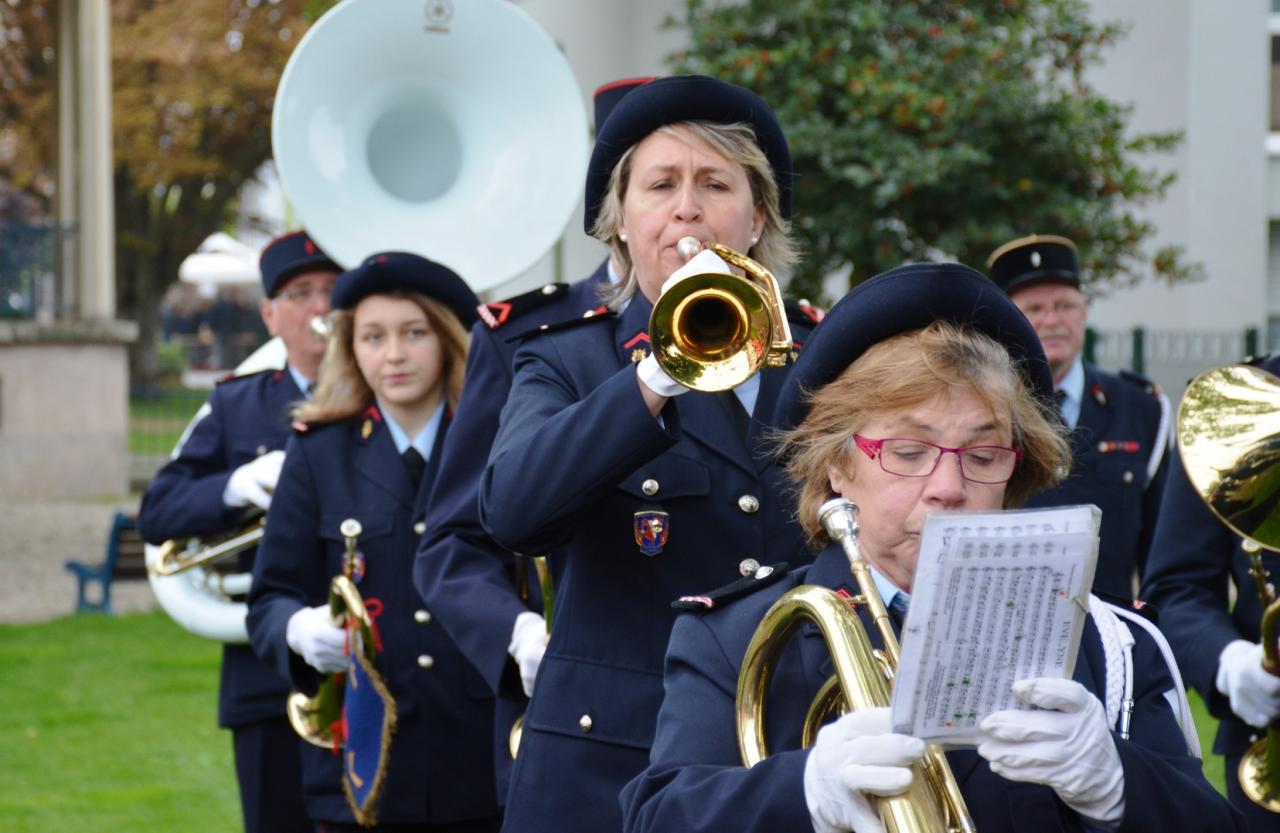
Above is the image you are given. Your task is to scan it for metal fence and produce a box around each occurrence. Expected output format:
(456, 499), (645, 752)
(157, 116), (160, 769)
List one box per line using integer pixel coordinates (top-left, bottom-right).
(0, 220), (77, 320)
(1087, 326), (1260, 404)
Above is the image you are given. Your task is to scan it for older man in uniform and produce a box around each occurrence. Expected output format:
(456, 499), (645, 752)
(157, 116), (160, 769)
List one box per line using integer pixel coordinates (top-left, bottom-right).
(411, 78), (655, 805)
(987, 234), (1169, 600)
(138, 231), (340, 833)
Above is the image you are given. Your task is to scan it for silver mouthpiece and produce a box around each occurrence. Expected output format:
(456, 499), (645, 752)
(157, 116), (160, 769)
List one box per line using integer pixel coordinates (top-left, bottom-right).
(676, 237), (702, 262)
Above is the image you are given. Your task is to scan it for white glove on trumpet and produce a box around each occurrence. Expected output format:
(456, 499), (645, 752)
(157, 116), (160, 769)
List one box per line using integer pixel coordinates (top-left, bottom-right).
(635, 243), (734, 400)
(978, 677), (1125, 827)
(1216, 639), (1280, 728)
(803, 707), (926, 833)
(286, 604), (347, 674)
(223, 449), (285, 510)
(508, 610), (549, 697)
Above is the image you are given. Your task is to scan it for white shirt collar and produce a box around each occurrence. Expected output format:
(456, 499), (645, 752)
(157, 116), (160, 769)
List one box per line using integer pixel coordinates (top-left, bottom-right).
(286, 364), (314, 400)
(381, 402), (445, 459)
(868, 562), (910, 611)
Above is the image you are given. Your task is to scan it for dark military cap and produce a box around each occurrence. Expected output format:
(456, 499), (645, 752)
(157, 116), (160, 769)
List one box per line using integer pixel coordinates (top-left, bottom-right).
(583, 75), (793, 233)
(593, 77), (656, 134)
(986, 234), (1081, 295)
(774, 262), (1055, 434)
(332, 251), (480, 328)
(259, 230), (340, 298)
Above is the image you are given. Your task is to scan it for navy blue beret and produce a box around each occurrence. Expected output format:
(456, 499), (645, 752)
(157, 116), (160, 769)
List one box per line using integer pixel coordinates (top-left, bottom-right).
(332, 252), (479, 329)
(259, 230), (340, 297)
(583, 75), (793, 233)
(774, 262), (1055, 434)
(986, 234), (1080, 294)
(593, 77), (656, 133)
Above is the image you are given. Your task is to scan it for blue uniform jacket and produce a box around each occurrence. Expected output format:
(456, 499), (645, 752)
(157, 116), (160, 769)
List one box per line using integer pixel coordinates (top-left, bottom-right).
(1026, 363), (1169, 599)
(413, 264), (607, 800)
(621, 543), (1243, 833)
(137, 368), (301, 728)
(246, 409), (501, 825)
(1141, 354), (1280, 760)
(477, 292), (813, 831)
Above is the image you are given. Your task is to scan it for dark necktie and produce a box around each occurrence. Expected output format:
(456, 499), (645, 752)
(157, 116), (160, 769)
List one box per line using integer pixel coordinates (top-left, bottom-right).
(1054, 389), (1067, 414)
(402, 447), (426, 488)
(887, 592), (909, 630)
(717, 391), (751, 443)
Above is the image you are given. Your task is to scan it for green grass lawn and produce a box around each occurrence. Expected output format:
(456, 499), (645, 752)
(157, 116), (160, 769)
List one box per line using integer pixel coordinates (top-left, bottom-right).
(0, 610), (1229, 830)
(129, 389), (209, 455)
(0, 611), (239, 832)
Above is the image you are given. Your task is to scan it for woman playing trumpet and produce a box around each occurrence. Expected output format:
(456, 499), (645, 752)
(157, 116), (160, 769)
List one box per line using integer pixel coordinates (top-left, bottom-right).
(476, 75), (816, 830)
(620, 263), (1242, 833)
(247, 253), (502, 832)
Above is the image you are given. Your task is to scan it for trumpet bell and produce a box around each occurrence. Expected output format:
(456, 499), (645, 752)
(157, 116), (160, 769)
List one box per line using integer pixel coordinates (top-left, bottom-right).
(272, 0), (589, 291)
(1178, 364), (1280, 550)
(649, 244), (793, 393)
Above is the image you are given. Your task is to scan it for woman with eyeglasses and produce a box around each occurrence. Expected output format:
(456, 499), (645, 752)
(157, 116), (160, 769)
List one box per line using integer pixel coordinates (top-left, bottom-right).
(620, 263), (1242, 833)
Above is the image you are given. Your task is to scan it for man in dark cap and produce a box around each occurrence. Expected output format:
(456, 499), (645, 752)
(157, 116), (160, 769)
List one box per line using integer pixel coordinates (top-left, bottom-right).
(987, 234), (1169, 601)
(138, 229), (340, 833)
(411, 77), (654, 805)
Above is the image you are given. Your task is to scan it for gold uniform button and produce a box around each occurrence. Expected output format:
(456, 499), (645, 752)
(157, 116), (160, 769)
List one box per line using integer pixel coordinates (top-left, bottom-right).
(417, 654), (435, 669)
(414, 609), (432, 624)
(738, 495), (760, 514)
(414, 521), (426, 535)
(642, 478), (660, 496)
(1122, 470), (1135, 484)
(579, 714), (593, 732)
(739, 558), (760, 577)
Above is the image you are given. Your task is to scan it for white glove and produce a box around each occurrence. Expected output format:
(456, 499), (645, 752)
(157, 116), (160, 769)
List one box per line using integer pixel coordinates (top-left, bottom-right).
(659, 247), (733, 294)
(1216, 639), (1280, 728)
(636, 353), (689, 399)
(286, 604), (347, 674)
(508, 611), (549, 697)
(803, 706), (925, 833)
(978, 678), (1124, 827)
(223, 450), (285, 510)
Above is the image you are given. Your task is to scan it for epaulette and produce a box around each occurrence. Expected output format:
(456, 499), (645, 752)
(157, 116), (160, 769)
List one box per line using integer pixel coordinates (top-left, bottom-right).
(784, 297), (825, 328)
(1117, 369), (1161, 397)
(672, 562), (790, 612)
(476, 283), (570, 330)
(505, 306), (616, 343)
(215, 367), (281, 386)
(1094, 590), (1159, 626)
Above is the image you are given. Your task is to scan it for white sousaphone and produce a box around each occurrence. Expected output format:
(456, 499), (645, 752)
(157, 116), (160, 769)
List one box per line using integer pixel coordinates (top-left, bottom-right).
(148, 0), (589, 643)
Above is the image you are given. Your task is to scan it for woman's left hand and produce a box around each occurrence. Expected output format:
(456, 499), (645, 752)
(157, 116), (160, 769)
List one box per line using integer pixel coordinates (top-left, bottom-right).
(977, 677), (1125, 827)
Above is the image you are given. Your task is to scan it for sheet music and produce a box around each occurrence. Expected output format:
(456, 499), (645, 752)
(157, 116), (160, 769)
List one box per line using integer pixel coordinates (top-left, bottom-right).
(889, 504), (1100, 747)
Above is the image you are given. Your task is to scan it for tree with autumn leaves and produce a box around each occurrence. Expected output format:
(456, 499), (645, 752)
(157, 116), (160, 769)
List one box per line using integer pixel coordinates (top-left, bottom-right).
(669, 0), (1197, 301)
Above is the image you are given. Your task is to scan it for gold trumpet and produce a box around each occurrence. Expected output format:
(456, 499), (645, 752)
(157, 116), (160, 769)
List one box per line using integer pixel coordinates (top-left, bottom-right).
(508, 554), (554, 758)
(649, 240), (793, 392)
(1179, 363), (1280, 811)
(737, 497), (976, 833)
(287, 518), (392, 749)
(151, 518), (264, 577)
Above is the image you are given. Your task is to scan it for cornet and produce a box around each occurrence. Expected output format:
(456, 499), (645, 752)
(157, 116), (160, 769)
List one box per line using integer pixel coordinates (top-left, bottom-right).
(649, 239), (793, 393)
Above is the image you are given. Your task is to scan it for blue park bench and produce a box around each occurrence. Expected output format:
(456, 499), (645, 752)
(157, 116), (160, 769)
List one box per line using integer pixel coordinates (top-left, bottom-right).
(64, 511), (149, 614)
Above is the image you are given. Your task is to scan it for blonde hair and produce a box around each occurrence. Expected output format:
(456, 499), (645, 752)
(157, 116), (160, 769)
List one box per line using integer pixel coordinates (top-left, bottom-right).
(293, 292), (470, 426)
(591, 120), (798, 309)
(777, 321), (1070, 547)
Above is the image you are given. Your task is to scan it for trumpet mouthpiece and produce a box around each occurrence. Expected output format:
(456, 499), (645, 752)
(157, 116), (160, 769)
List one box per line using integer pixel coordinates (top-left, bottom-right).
(677, 237), (702, 262)
(817, 497), (859, 542)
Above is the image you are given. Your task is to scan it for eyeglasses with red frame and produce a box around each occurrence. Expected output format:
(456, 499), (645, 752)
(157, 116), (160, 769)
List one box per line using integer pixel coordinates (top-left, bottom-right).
(853, 435), (1023, 484)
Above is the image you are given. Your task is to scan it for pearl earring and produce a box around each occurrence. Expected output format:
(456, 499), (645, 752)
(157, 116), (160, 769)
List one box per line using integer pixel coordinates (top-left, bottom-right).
(619, 232), (628, 242)
(750, 235), (759, 245)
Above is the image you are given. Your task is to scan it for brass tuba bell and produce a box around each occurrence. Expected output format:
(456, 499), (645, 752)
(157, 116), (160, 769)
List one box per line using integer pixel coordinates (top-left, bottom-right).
(1178, 363), (1280, 812)
(649, 242), (793, 392)
(736, 498), (976, 833)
